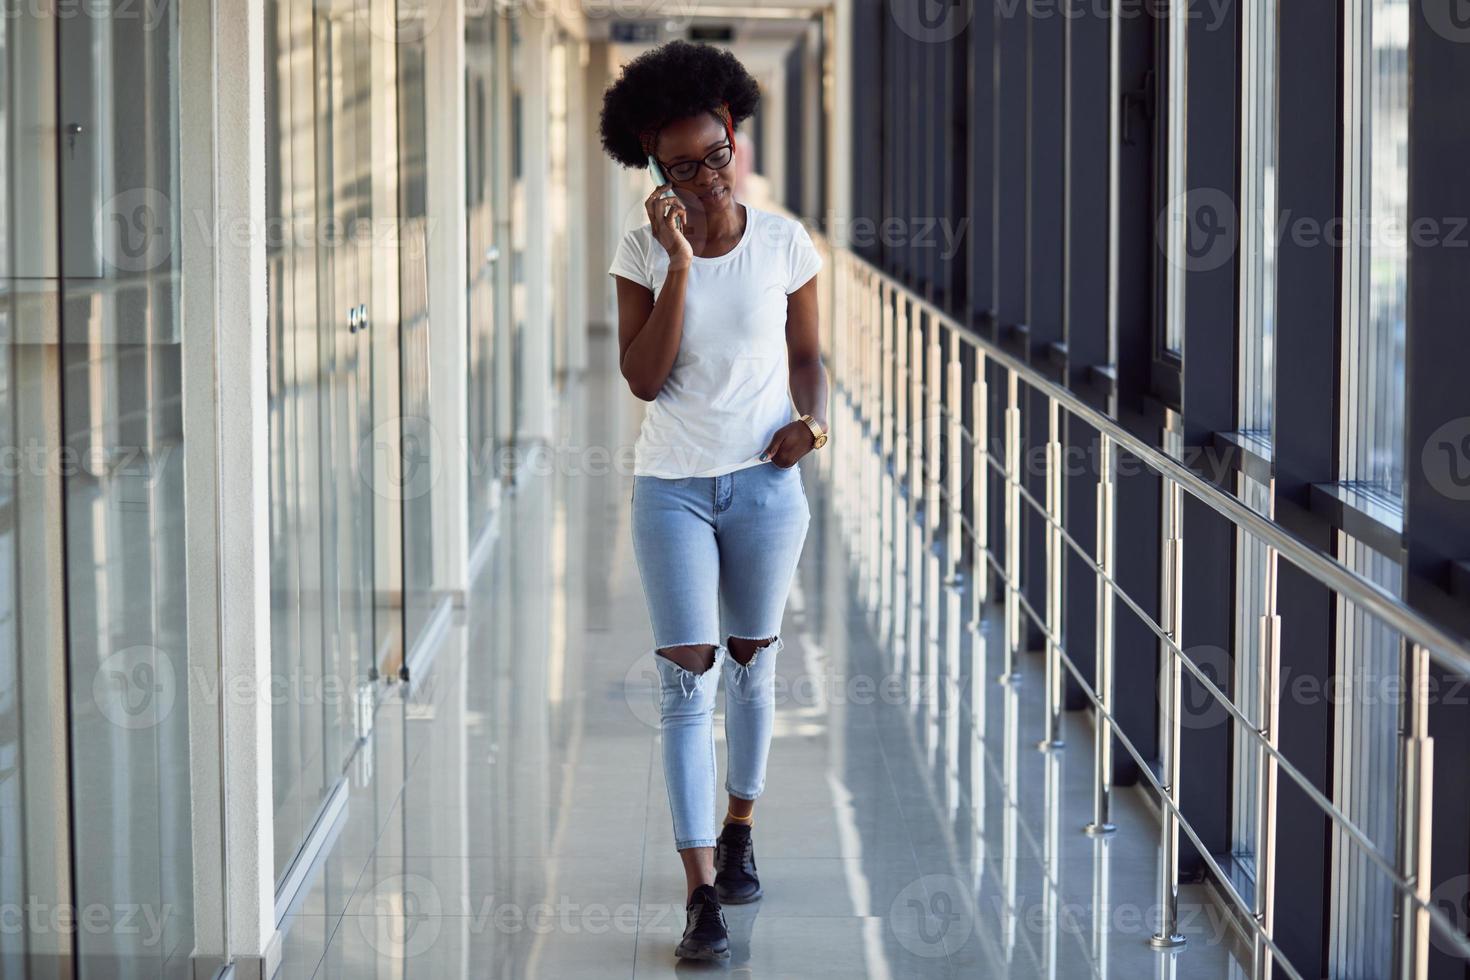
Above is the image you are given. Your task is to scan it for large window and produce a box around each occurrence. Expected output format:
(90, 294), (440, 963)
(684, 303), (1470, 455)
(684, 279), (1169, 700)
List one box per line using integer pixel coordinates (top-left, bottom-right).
(1238, 0), (1277, 439)
(1327, 533), (1402, 978)
(1341, 0), (1408, 499)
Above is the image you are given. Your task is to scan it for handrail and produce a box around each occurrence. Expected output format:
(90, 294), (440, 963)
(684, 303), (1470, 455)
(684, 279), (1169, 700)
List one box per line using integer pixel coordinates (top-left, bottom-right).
(836, 246), (1470, 679)
(815, 238), (1470, 971)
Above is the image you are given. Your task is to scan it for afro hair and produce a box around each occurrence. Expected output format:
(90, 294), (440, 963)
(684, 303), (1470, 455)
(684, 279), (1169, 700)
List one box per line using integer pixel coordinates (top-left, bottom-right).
(599, 40), (761, 169)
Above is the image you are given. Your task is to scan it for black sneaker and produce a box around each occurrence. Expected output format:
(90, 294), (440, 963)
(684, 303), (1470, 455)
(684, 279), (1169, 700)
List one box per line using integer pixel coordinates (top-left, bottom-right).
(714, 822), (763, 904)
(676, 884), (730, 961)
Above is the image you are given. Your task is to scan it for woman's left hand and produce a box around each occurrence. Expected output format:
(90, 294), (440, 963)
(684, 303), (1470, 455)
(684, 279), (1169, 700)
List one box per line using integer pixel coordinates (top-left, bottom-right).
(759, 422), (816, 468)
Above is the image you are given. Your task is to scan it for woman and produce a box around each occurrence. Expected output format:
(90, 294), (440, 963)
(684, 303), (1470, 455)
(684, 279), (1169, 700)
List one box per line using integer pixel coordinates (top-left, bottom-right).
(601, 41), (829, 961)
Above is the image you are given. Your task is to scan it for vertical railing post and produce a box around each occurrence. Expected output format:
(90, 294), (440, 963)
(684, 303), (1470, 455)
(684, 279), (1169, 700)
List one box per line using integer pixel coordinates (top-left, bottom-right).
(946, 336), (963, 585)
(1253, 541), (1281, 978)
(1041, 397), (1066, 750)
(908, 310), (925, 681)
(1000, 369), (1022, 685)
(1151, 477), (1187, 950)
(1085, 432), (1117, 836)
(971, 351), (990, 626)
(924, 320), (943, 688)
(879, 277), (894, 628)
(893, 292), (909, 653)
(1395, 641), (1434, 980)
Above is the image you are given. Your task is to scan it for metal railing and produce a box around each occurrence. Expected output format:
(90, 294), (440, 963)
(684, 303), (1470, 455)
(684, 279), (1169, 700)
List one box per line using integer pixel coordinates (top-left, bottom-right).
(812, 239), (1470, 979)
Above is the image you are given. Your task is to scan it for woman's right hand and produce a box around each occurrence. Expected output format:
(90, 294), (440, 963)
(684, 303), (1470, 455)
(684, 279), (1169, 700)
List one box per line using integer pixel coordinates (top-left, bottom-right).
(645, 183), (692, 270)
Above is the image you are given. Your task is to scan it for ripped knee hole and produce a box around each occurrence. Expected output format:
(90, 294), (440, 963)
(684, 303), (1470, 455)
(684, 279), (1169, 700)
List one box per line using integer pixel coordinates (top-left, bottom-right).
(655, 644), (719, 674)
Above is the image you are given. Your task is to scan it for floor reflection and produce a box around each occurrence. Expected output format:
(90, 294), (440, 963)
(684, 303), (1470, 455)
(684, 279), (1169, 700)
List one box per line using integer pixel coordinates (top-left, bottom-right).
(273, 332), (1254, 979)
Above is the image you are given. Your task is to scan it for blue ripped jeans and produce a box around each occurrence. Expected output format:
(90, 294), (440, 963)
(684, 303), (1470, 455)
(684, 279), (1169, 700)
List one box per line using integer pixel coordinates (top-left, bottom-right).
(631, 460), (811, 850)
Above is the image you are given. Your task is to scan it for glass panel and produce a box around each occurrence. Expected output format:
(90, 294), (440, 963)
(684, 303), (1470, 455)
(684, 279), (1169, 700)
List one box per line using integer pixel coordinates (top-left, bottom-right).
(398, 0), (437, 656)
(1230, 474), (1273, 872)
(2, 10), (71, 977)
(1327, 532), (1402, 977)
(548, 33), (569, 378)
(267, 0), (328, 883)
(510, 19), (527, 442)
(1341, 0), (1408, 497)
(54, 2), (207, 975)
(269, 0), (401, 903)
(1238, 0), (1277, 439)
(466, 6), (500, 542)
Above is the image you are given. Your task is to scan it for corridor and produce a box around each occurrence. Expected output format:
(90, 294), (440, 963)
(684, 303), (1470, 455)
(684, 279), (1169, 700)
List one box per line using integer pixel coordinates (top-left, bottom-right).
(8, 1), (1470, 977)
(270, 334), (1250, 979)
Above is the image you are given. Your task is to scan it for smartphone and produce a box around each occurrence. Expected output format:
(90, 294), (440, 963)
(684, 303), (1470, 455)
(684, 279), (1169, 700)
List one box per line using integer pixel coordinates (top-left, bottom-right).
(647, 156), (683, 232)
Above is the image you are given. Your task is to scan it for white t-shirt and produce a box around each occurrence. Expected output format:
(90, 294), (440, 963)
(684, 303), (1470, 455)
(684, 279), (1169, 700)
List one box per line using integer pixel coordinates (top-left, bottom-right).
(608, 203), (823, 479)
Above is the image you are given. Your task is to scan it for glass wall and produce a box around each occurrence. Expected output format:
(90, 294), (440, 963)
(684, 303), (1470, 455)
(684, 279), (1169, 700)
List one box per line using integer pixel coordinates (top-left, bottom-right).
(266, 0), (399, 887)
(1239, 0), (1277, 440)
(397, 0), (438, 661)
(466, 6), (502, 543)
(0, 2), (223, 976)
(1341, 0), (1408, 499)
(1328, 533), (1403, 977)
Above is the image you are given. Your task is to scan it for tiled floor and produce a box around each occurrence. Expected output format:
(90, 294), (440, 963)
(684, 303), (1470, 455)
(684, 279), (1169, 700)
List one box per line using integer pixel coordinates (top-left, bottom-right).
(272, 335), (1255, 978)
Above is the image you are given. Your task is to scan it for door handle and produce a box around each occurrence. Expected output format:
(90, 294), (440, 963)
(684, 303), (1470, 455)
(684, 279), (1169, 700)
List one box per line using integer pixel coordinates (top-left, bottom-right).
(348, 306), (360, 334)
(486, 246), (500, 265)
(357, 304), (368, 334)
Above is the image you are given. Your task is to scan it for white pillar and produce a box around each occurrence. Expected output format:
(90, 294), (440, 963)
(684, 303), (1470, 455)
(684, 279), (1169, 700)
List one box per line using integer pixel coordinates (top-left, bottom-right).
(425, 0), (470, 599)
(179, 0), (277, 973)
(177, 0), (226, 966)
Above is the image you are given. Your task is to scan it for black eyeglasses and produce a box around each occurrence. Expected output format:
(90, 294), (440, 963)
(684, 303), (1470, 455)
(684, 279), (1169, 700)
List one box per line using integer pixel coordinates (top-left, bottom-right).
(657, 142), (735, 183)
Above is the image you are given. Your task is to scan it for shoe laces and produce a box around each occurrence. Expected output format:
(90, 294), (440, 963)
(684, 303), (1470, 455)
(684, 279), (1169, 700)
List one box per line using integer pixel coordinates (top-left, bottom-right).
(719, 828), (755, 873)
(689, 889), (725, 931)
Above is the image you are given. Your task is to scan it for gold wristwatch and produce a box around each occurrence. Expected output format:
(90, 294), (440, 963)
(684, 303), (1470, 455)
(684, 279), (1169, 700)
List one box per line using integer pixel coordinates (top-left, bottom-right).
(799, 413), (828, 450)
